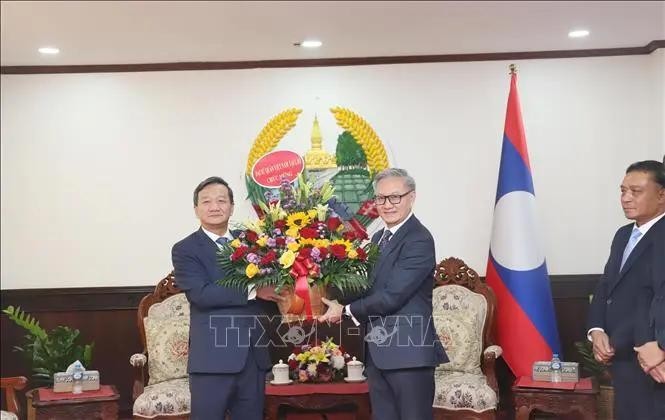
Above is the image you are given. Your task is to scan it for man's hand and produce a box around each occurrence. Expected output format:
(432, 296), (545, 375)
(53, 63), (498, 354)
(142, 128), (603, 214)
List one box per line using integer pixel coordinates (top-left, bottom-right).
(317, 297), (343, 324)
(256, 286), (285, 302)
(591, 330), (615, 363)
(648, 361), (665, 383)
(634, 341), (665, 372)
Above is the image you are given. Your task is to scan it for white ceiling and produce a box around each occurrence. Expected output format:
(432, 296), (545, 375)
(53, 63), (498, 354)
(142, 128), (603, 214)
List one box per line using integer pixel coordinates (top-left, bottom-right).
(1, 0), (664, 66)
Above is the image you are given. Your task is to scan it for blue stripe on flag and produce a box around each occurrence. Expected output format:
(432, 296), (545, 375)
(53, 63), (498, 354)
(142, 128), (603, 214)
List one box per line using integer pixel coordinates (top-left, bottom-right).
(490, 253), (561, 355)
(496, 134), (534, 202)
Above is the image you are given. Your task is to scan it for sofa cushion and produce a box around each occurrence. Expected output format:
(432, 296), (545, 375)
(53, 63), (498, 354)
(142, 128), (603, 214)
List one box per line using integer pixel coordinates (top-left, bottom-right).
(144, 294), (190, 385)
(433, 284), (486, 375)
(433, 371), (497, 412)
(133, 378), (190, 419)
(1, 411), (18, 420)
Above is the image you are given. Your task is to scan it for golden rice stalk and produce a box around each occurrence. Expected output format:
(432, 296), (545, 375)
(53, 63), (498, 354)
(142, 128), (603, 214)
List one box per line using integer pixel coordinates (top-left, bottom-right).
(246, 108), (302, 174)
(330, 107), (389, 173)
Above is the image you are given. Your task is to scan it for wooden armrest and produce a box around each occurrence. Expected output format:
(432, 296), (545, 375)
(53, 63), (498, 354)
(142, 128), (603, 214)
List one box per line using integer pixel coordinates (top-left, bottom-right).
(130, 353), (147, 401)
(1, 376), (28, 415)
(481, 350), (499, 396)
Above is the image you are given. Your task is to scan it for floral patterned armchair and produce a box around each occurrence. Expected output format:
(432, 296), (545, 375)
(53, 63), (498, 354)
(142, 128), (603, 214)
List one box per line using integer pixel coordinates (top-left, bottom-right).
(130, 272), (191, 420)
(432, 257), (503, 420)
(1, 376), (27, 420)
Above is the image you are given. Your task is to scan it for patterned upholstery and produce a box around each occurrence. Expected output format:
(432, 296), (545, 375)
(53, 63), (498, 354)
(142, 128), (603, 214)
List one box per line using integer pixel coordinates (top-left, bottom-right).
(1, 411), (18, 420)
(144, 294), (190, 385)
(132, 292), (191, 418)
(133, 378), (190, 419)
(433, 277), (499, 414)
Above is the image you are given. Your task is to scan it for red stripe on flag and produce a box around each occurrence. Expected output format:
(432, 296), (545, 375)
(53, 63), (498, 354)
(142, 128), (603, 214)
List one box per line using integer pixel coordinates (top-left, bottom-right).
(486, 259), (553, 377)
(504, 73), (531, 171)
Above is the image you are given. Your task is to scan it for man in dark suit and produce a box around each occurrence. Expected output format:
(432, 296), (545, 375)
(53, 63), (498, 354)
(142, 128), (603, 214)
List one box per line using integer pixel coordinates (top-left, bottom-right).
(172, 176), (282, 420)
(633, 159), (665, 418)
(319, 168), (447, 420)
(587, 160), (665, 420)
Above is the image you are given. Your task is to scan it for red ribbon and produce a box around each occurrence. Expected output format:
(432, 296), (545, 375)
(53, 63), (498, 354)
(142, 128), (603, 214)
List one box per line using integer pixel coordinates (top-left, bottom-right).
(289, 257), (316, 319)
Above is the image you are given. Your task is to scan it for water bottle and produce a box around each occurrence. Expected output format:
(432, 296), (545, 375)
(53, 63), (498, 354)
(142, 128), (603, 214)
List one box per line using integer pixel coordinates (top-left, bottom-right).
(72, 361), (84, 394)
(550, 353), (562, 383)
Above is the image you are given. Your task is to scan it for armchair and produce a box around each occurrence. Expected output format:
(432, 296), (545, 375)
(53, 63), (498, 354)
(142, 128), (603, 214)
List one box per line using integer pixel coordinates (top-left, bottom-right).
(1, 376), (27, 420)
(432, 257), (503, 420)
(130, 272), (190, 419)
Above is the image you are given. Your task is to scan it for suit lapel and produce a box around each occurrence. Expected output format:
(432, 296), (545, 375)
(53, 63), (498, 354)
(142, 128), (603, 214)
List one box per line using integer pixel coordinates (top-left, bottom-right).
(373, 216), (416, 273)
(609, 217), (665, 293)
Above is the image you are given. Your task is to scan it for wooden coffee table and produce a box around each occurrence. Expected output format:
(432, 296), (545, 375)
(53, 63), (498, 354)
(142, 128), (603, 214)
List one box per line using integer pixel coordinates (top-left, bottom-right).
(265, 381), (371, 420)
(28, 385), (120, 420)
(512, 377), (599, 420)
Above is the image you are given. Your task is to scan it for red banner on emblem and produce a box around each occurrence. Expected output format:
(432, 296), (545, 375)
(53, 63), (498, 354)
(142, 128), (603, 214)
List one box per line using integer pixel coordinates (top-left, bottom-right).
(251, 150), (304, 188)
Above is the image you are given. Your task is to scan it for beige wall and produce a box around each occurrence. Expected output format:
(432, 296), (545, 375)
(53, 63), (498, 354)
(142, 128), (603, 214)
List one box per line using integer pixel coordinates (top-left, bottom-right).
(1, 53), (664, 289)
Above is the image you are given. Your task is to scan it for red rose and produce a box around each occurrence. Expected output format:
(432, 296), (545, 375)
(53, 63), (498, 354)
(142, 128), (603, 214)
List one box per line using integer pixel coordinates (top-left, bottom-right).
(326, 217), (342, 232)
(276, 237), (286, 247)
(356, 248), (367, 261)
(298, 247), (312, 259)
(245, 230), (258, 243)
(260, 250), (277, 265)
(317, 247), (329, 259)
(299, 227), (319, 239)
(329, 244), (347, 260)
(288, 359), (298, 369)
(342, 231), (357, 241)
(274, 220), (287, 230)
(230, 246), (248, 262)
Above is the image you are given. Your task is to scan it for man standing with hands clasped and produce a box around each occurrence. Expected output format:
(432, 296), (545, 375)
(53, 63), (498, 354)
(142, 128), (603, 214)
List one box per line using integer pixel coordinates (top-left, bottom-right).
(587, 160), (665, 420)
(318, 168), (447, 420)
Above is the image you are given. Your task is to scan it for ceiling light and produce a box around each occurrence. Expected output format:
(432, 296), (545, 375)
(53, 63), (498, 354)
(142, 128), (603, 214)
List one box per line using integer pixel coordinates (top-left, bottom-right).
(295, 40), (322, 48)
(38, 47), (60, 55)
(568, 30), (590, 38)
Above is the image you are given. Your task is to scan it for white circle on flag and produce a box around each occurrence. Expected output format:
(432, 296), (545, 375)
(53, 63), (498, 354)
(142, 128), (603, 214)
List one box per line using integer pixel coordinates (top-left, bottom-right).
(490, 190), (545, 271)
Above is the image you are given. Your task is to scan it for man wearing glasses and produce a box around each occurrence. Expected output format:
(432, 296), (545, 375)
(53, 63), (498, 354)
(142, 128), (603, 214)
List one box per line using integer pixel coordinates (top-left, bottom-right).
(319, 168), (447, 420)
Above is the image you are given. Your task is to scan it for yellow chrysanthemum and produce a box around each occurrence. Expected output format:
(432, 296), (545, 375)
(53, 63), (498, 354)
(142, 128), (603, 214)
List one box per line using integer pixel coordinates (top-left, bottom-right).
(245, 263), (259, 278)
(285, 227), (300, 239)
(287, 212), (311, 229)
(307, 209), (318, 220)
(256, 236), (268, 247)
(287, 242), (300, 252)
(332, 239), (354, 251)
(348, 249), (358, 259)
(230, 239), (242, 248)
(313, 239), (330, 248)
(279, 250), (296, 268)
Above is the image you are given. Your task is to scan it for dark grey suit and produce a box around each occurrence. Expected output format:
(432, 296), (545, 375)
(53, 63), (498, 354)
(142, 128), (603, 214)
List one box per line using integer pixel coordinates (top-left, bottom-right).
(588, 216), (665, 420)
(172, 228), (272, 420)
(349, 215), (447, 420)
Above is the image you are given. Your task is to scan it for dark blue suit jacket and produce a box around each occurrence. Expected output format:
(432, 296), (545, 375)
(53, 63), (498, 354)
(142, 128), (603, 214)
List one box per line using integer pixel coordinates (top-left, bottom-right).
(588, 216), (665, 359)
(349, 215), (448, 370)
(172, 228), (273, 374)
(634, 216), (665, 350)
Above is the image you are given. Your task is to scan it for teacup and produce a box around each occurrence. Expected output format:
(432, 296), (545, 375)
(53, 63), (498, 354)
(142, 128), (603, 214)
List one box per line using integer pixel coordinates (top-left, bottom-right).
(272, 360), (290, 384)
(347, 357), (364, 380)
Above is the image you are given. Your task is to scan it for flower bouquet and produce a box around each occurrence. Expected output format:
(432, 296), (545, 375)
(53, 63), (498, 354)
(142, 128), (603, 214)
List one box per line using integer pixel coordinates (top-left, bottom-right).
(287, 338), (351, 383)
(217, 173), (378, 321)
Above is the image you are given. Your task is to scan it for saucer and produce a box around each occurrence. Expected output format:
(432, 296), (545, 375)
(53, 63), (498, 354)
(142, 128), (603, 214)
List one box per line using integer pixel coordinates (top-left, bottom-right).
(270, 379), (293, 385)
(344, 376), (367, 383)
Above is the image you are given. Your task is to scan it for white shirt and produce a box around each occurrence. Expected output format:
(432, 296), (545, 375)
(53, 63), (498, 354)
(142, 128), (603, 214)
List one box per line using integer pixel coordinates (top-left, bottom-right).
(587, 211), (665, 340)
(345, 213), (415, 326)
(202, 227), (257, 300)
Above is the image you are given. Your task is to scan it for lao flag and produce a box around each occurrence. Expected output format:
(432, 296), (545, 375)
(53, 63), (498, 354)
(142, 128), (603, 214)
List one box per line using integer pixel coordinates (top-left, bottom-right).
(486, 69), (561, 377)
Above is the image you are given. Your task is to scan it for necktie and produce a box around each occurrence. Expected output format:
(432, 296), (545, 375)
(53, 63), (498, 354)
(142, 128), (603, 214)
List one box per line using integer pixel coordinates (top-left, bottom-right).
(620, 227), (642, 270)
(216, 237), (229, 246)
(378, 230), (393, 251)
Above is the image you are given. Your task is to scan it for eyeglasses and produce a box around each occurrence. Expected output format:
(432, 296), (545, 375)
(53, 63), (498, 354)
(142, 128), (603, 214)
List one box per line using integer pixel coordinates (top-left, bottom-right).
(373, 190), (414, 205)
